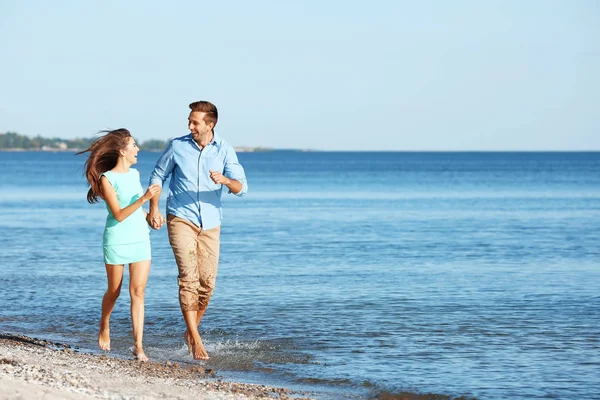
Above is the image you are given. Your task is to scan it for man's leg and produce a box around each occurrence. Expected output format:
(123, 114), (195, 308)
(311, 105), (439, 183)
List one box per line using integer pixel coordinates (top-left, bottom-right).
(167, 215), (206, 358)
(185, 225), (221, 359)
(196, 225), (221, 315)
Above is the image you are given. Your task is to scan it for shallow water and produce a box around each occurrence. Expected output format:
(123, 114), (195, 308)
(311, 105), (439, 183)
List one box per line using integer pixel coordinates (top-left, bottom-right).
(1, 150), (599, 399)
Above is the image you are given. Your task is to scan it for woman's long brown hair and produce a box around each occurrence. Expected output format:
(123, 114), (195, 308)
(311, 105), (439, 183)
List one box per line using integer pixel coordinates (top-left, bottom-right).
(76, 129), (132, 204)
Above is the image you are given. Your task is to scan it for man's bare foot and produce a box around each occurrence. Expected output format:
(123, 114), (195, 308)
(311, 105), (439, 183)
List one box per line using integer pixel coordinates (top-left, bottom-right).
(191, 335), (209, 360)
(184, 329), (193, 355)
(132, 346), (149, 362)
(98, 327), (110, 351)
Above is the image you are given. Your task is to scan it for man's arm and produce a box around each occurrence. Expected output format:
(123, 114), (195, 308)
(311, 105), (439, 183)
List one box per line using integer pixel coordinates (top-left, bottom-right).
(147, 142), (174, 229)
(209, 171), (243, 194)
(214, 145), (248, 196)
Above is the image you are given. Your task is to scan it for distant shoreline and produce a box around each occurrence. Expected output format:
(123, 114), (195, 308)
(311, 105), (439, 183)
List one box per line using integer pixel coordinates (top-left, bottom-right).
(0, 132), (291, 152)
(0, 147), (285, 153)
(0, 148), (597, 153)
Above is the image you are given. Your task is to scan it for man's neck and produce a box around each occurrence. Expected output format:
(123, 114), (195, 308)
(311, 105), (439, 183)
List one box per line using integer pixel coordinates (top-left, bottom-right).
(194, 132), (214, 149)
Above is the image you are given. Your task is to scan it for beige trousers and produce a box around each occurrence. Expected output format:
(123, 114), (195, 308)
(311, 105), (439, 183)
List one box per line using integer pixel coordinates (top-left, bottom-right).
(167, 214), (221, 312)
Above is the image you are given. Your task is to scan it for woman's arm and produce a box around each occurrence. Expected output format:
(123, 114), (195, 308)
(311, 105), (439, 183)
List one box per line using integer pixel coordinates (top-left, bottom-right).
(101, 176), (160, 222)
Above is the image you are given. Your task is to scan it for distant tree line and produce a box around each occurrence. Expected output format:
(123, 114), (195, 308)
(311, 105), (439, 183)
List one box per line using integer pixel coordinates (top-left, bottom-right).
(0, 132), (169, 151)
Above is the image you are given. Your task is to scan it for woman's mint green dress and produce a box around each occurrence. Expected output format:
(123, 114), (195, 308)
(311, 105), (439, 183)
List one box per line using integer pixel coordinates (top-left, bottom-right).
(101, 169), (151, 265)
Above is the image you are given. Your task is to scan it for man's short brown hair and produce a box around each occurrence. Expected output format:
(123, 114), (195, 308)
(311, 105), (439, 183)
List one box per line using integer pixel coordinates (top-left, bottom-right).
(189, 101), (218, 129)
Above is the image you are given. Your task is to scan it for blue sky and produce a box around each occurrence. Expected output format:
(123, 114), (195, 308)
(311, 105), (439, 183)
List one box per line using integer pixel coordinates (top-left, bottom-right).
(1, 1), (598, 150)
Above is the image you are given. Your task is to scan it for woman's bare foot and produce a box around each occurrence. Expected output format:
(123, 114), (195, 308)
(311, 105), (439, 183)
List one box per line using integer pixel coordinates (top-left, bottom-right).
(98, 324), (110, 351)
(184, 329), (193, 355)
(132, 346), (149, 362)
(191, 335), (209, 360)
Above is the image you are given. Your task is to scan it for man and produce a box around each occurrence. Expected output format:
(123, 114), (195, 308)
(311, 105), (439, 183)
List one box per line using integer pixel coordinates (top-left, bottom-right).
(147, 100), (248, 360)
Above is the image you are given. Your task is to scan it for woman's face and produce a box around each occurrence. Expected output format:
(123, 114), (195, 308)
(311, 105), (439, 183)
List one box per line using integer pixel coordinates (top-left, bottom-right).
(121, 136), (140, 165)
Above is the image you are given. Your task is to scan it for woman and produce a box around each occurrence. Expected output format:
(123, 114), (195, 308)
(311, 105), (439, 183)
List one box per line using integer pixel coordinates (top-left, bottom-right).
(78, 129), (160, 361)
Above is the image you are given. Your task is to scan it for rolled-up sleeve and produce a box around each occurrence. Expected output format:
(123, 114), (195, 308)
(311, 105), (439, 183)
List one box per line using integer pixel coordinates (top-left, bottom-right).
(149, 142), (175, 188)
(224, 146), (248, 197)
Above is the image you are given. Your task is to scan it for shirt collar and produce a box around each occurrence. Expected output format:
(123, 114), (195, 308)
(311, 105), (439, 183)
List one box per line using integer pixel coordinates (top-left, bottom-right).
(185, 132), (221, 147)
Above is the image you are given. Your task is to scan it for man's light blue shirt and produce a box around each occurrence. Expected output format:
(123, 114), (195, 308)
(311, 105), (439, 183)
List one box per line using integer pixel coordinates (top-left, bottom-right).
(149, 133), (248, 229)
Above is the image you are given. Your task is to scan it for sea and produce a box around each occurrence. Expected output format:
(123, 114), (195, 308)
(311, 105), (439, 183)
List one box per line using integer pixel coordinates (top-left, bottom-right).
(0, 150), (599, 399)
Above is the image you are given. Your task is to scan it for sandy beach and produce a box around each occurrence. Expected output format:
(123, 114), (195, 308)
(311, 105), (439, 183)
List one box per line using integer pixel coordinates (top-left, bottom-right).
(0, 333), (311, 400)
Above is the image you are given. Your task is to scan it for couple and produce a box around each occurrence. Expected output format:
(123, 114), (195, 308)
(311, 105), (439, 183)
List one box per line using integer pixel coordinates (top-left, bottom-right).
(79, 101), (248, 361)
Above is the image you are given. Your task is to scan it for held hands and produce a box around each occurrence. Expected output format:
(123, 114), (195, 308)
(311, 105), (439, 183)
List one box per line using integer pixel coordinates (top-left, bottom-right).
(146, 210), (165, 230)
(142, 184), (161, 202)
(209, 170), (230, 186)
(143, 184), (164, 230)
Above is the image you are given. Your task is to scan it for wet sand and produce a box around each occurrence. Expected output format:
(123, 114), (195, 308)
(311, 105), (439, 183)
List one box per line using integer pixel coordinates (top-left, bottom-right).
(0, 333), (311, 400)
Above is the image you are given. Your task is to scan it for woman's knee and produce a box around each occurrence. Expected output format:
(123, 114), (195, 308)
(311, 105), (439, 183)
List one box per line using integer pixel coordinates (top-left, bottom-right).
(106, 286), (121, 298)
(130, 285), (145, 299)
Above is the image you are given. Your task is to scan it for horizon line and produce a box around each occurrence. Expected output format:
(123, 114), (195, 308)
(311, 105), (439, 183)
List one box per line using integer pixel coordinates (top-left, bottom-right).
(1, 148), (599, 153)
(1, 132), (598, 152)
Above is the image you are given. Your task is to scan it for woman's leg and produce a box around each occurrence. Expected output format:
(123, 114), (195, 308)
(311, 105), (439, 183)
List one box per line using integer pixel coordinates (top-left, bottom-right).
(129, 259), (151, 361)
(99, 264), (124, 351)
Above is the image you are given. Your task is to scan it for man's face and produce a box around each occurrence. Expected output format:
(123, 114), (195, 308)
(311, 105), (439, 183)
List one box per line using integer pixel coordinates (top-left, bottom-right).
(188, 111), (213, 140)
